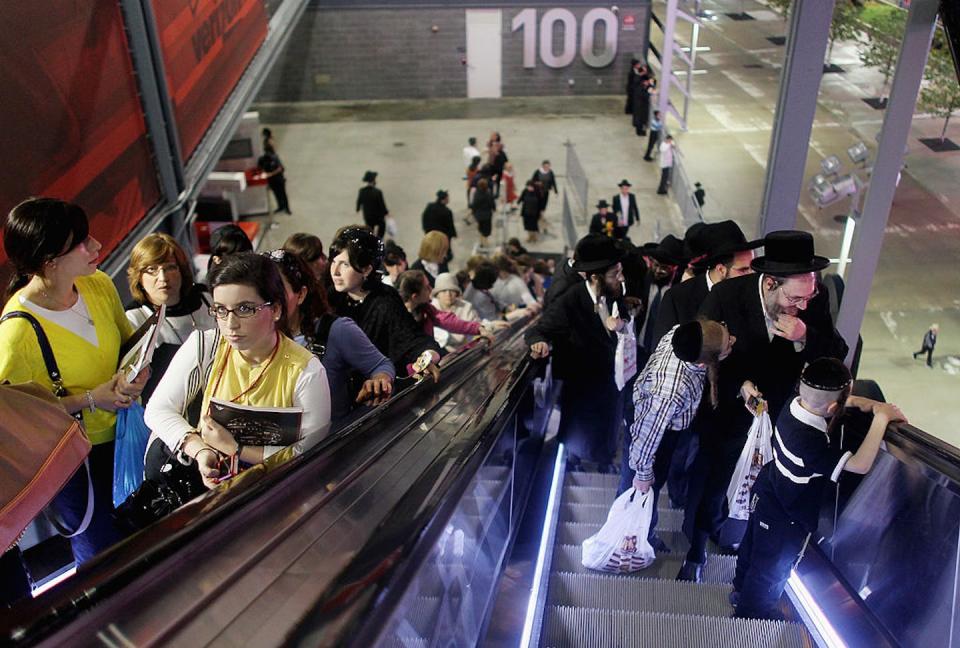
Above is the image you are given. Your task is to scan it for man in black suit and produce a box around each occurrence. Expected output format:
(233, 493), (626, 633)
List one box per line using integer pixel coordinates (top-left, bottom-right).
(356, 170), (389, 238)
(421, 190), (456, 261)
(651, 220), (762, 509)
(678, 231), (849, 582)
(612, 180), (640, 240)
(527, 234), (626, 469)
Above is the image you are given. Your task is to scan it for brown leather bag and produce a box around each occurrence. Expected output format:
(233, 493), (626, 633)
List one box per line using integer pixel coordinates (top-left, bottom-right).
(0, 382), (91, 551)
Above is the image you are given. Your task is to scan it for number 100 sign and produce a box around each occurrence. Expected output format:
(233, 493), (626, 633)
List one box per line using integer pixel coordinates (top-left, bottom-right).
(512, 8), (620, 69)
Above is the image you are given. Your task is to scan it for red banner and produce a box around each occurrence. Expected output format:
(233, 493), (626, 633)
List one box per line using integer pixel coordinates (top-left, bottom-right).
(0, 3), (161, 270)
(153, 0), (269, 162)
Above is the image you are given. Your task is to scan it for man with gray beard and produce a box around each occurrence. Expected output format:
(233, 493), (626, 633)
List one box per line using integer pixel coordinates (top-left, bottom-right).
(677, 230), (848, 582)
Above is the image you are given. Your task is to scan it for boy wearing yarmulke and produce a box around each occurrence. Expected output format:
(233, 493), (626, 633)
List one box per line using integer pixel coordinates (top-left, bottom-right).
(732, 358), (907, 620)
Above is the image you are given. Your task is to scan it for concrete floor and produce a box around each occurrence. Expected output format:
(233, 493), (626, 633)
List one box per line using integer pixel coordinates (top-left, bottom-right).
(250, 0), (959, 445)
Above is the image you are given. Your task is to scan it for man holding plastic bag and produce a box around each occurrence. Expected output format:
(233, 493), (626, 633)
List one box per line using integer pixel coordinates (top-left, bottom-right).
(733, 359), (907, 620)
(621, 320), (735, 552)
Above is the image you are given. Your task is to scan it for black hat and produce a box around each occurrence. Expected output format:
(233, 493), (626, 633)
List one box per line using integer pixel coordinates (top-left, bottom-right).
(801, 358), (852, 392)
(596, 199), (610, 209)
(751, 230), (829, 276)
(363, 170), (378, 183)
(617, 179), (632, 188)
(436, 189), (449, 200)
(644, 234), (687, 266)
(683, 222), (711, 264)
(671, 321), (703, 363)
(572, 234), (626, 273)
(705, 220), (764, 264)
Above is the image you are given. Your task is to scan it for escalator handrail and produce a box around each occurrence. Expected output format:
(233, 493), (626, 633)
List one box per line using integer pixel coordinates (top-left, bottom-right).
(285, 330), (541, 646)
(883, 422), (960, 488)
(0, 320), (531, 644)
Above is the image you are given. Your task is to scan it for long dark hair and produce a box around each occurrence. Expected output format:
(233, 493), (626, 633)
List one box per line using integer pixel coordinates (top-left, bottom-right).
(208, 252), (288, 335)
(3, 197), (89, 301)
(266, 249), (330, 343)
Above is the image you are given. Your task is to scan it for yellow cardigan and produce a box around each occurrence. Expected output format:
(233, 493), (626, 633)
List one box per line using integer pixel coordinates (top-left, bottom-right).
(0, 271), (133, 444)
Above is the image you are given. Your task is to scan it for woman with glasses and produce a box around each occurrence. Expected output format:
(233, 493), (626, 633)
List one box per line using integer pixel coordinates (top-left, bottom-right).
(327, 226), (442, 381)
(266, 248), (394, 422)
(145, 253), (331, 489)
(0, 198), (147, 567)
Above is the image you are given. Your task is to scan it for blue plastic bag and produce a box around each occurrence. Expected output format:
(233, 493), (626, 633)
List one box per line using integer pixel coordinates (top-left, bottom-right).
(113, 402), (151, 508)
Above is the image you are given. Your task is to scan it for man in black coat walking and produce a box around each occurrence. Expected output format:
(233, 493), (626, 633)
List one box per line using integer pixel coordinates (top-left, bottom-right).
(612, 180), (640, 241)
(527, 234), (626, 469)
(421, 190), (456, 260)
(678, 231), (849, 582)
(356, 170), (389, 238)
(912, 323), (939, 368)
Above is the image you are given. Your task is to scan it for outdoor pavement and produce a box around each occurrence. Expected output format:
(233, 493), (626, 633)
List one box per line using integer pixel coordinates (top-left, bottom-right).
(251, 0), (958, 444)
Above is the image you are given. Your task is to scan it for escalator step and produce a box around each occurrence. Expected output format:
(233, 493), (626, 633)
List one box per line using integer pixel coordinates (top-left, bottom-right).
(558, 502), (684, 531)
(556, 523), (690, 553)
(564, 472), (621, 489)
(548, 571), (733, 617)
(542, 605), (808, 648)
(551, 544), (737, 584)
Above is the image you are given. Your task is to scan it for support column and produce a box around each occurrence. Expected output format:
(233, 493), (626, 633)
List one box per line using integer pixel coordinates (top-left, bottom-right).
(758, 0), (835, 235)
(836, 0), (939, 366)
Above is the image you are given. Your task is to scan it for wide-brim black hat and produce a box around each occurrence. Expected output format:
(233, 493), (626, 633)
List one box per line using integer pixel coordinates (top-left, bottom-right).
(683, 222), (711, 263)
(436, 189), (449, 200)
(705, 220), (764, 263)
(596, 199), (610, 209)
(751, 230), (830, 276)
(643, 234), (687, 266)
(363, 170), (378, 183)
(617, 179), (632, 188)
(572, 233), (626, 272)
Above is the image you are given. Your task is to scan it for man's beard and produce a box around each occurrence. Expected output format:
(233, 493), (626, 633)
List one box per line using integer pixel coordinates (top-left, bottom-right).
(602, 281), (622, 300)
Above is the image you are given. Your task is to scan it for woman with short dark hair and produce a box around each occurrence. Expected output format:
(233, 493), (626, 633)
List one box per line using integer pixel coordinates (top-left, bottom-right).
(0, 197), (147, 565)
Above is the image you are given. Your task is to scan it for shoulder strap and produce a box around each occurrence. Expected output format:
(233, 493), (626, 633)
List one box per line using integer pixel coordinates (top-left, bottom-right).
(0, 310), (67, 397)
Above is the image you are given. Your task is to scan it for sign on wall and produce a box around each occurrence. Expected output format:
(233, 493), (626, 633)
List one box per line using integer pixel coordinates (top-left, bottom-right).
(511, 7), (621, 69)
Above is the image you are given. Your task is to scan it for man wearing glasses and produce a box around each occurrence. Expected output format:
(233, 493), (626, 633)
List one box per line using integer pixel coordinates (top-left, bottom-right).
(677, 230), (848, 583)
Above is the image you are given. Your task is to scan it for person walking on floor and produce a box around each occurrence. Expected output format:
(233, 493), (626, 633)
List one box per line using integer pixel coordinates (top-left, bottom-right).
(612, 179), (640, 240)
(644, 110), (663, 162)
(470, 178), (496, 249)
(421, 190), (457, 260)
(519, 180), (542, 243)
(257, 145), (291, 215)
(913, 323), (939, 368)
(356, 171), (389, 239)
(657, 135), (675, 195)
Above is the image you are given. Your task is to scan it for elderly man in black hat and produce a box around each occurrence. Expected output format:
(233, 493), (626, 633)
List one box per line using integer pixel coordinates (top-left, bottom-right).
(421, 190), (456, 258)
(589, 199), (617, 237)
(356, 171), (389, 238)
(527, 234), (627, 469)
(678, 230), (848, 582)
(612, 179), (640, 240)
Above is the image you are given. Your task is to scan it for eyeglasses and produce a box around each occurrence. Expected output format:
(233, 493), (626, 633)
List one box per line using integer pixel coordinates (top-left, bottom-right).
(208, 302), (273, 320)
(142, 262), (180, 276)
(779, 285), (819, 305)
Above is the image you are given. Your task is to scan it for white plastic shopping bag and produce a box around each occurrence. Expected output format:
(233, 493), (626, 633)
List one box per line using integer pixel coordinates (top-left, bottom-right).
(726, 406), (774, 520)
(384, 215), (399, 239)
(581, 488), (656, 573)
(612, 304), (638, 391)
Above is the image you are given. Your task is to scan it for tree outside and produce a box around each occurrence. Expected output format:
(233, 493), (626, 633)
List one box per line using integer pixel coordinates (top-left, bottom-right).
(828, 0), (862, 65)
(858, 5), (907, 100)
(919, 45), (960, 142)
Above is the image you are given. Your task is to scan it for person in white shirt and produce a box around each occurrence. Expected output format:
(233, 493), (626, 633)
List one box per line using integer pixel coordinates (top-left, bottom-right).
(657, 135), (675, 195)
(490, 254), (537, 309)
(462, 137), (481, 171)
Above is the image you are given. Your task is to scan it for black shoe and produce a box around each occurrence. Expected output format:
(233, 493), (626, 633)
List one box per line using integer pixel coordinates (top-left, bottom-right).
(913, 352), (919, 359)
(718, 544), (740, 556)
(657, 189), (668, 195)
(729, 590), (740, 608)
(643, 156), (653, 161)
(676, 560), (703, 582)
(648, 534), (671, 553)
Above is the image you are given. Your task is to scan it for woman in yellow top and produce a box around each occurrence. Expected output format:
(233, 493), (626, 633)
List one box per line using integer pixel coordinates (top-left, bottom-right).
(145, 253), (331, 489)
(0, 197), (147, 565)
